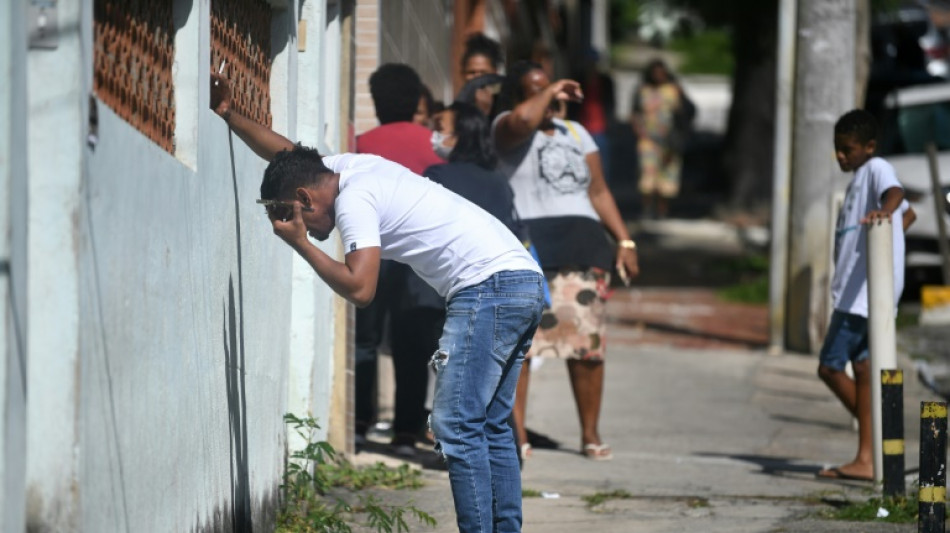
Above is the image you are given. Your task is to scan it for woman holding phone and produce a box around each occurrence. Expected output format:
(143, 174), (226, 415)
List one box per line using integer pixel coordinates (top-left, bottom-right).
(492, 61), (639, 461)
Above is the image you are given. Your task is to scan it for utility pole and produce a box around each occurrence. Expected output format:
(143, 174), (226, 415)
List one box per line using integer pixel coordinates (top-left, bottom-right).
(786, 0), (856, 352)
(768, 0), (798, 355)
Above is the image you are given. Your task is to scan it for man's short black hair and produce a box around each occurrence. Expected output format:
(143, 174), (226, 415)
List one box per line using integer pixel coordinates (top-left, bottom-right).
(462, 33), (503, 72)
(835, 109), (879, 145)
(369, 63), (423, 124)
(260, 145), (333, 200)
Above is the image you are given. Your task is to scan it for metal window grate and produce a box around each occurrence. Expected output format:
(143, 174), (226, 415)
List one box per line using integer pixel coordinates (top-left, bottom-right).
(94, 0), (176, 153)
(211, 0), (273, 129)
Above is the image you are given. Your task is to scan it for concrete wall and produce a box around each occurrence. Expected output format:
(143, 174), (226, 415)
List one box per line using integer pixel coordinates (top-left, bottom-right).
(1, 0), (28, 530)
(11, 0), (349, 530)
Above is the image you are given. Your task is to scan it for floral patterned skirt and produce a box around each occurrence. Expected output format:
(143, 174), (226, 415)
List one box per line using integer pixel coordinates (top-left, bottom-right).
(527, 268), (611, 360)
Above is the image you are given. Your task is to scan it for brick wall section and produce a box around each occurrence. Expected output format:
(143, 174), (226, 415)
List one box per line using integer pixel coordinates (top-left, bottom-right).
(354, 0), (379, 135)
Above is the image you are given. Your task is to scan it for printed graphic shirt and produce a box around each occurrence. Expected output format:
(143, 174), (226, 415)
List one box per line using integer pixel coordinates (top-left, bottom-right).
(492, 113), (601, 221)
(831, 156), (905, 317)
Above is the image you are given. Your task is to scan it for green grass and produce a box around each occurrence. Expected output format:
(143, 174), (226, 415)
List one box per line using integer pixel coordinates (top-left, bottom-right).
(896, 308), (919, 330)
(714, 254), (770, 304)
(816, 494), (919, 523)
(582, 489), (634, 508)
(318, 461), (423, 491)
(668, 29), (733, 75)
(278, 414), (434, 532)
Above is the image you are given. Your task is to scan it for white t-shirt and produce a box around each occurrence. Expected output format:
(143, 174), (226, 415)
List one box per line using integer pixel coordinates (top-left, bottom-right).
(831, 157), (905, 317)
(493, 113), (601, 221)
(323, 153), (540, 299)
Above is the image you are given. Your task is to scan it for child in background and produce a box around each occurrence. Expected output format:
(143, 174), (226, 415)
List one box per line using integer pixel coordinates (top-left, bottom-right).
(817, 109), (910, 481)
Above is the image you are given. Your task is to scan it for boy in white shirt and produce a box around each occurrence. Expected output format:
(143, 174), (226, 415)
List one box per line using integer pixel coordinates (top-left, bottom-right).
(212, 75), (543, 532)
(816, 109), (912, 482)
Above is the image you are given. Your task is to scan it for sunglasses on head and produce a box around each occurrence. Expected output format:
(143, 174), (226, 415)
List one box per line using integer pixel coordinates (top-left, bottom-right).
(256, 199), (314, 221)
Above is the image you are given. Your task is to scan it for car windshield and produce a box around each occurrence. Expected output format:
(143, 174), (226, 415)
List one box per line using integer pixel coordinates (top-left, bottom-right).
(879, 85), (950, 155)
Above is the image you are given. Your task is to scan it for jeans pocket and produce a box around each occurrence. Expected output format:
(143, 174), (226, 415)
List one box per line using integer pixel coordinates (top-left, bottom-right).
(492, 303), (535, 358)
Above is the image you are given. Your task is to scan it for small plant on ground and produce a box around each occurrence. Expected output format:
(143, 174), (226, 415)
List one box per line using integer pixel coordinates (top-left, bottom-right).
(815, 492), (920, 524)
(278, 414), (436, 533)
(582, 489), (634, 508)
(522, 488), (542, 498)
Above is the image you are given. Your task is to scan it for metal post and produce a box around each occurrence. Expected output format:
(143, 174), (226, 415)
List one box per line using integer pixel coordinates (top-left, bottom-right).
(925, 143), (950, 284)
(881, 369), (904, 497)
(919, 401), (947, 533)
(768, 0), (798, 355)
(867, 219), (896, 483)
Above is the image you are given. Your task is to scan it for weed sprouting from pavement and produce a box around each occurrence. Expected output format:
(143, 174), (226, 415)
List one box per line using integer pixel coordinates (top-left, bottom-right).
(522, 488), (542, 498)
(583, 489), (634, 508)
(277, 413), (435, 532)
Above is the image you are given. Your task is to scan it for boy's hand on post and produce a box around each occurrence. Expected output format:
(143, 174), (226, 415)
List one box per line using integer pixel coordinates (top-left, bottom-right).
(270, 202), (309, 250)
(861, 210), (892, 225)
(210, 73), (232, 120)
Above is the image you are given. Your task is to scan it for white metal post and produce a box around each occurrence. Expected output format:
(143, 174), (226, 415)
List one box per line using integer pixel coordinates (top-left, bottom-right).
(768, 0), (798, 355)
(867, 219), (897, 484)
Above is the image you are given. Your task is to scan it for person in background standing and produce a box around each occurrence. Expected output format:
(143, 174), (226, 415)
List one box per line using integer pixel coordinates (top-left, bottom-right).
(631, 59), (694, 219)
(354, 64), (444, 453)
(570, 48), (616, 183)
(493, 61), (640, 462)
(460, 33), (505, 116)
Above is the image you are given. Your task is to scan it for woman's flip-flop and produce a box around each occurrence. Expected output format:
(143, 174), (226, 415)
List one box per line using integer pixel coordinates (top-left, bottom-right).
(582, 443), (613, 461)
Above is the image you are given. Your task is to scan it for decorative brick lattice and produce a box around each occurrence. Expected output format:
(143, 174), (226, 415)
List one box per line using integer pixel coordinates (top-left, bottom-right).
(211, 0), (273, 128)
(94, 0), (176, 153)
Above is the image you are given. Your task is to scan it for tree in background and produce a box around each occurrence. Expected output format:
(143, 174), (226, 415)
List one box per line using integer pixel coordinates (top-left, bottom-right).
(610, 0), (886, 210)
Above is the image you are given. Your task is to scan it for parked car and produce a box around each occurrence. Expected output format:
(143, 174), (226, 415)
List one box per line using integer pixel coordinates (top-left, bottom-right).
(872, 1), (950, 79)
(878, 82), (950, 287)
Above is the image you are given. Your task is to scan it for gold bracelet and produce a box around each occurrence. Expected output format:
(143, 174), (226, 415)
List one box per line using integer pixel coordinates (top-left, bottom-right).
(619, 239), (637, 250)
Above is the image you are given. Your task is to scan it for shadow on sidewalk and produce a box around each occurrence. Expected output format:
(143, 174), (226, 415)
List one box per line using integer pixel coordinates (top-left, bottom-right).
(694, 452), (824, 477)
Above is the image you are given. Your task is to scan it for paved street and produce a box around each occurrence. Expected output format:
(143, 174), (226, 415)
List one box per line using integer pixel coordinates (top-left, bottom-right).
(353, 293), (939, 533)
(347, 218), (947, 533)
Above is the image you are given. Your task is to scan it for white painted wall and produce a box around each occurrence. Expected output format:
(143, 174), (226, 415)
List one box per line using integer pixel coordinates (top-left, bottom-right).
(1, 0), (28, 531)
(9, 0), (347, 530)
(25, 0), (83, 528)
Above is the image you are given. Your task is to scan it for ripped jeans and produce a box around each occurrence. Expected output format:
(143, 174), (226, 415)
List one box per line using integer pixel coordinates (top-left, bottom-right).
(429, 270), (544, 533)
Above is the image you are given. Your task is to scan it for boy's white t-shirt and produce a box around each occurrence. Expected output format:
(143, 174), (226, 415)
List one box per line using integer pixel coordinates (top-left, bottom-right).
(492, 113), (601, 221)
(831, 156), (905, 317)
(323, 153), (541, 299)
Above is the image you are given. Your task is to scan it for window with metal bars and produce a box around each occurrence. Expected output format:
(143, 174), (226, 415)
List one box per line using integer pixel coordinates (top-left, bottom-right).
(211, 0), (273, 129)
(93, 0), (176, 153)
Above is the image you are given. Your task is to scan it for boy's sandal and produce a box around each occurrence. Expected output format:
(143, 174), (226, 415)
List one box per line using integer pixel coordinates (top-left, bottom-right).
(582, 443), (613, 461)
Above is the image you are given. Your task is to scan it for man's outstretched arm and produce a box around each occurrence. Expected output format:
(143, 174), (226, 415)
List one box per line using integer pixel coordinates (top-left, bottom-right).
(211, 73), (295, 161)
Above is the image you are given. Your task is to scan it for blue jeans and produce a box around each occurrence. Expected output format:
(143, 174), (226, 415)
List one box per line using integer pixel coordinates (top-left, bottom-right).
(819, 310), (869, 372)
(429, 270), (544, 533)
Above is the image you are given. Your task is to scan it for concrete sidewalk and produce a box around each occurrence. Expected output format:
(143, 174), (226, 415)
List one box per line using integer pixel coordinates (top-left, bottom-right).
(352, 310), (939, 532)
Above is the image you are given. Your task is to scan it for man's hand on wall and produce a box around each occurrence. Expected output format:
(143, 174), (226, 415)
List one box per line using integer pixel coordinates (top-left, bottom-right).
(210, 73), (232, 120)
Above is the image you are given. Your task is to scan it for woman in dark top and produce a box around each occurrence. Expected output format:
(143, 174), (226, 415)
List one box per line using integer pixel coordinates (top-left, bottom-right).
(425, 101), (522, 237)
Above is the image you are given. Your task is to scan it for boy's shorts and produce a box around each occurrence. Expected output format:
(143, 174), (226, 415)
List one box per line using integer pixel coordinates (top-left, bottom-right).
(818, 310), (869, 371)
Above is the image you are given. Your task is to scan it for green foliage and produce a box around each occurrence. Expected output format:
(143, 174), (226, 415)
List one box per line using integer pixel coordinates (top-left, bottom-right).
(278, 414), (435, 533)
(816, 494), (920, 523)
(522, 488), (543, 498)
(714, 254), (770, 304)
(718, 276), (769, 304)
(668, 29), (734, 75)
(610, 0), (644, 41)
(582, 489), (634, 508)
(895, 307), (919, 330)
(320, 462), (423, 491)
